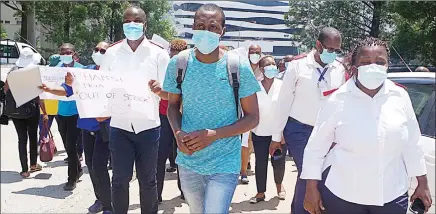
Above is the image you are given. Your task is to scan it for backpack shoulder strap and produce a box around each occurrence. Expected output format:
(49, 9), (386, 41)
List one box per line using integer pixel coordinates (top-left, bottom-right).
(176, 49), (191, 90)
(227, 51), (241, 119)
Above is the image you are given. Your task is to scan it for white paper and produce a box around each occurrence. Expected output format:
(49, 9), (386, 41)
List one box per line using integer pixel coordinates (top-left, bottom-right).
(39, 66), (75, 101)
(151, 34), (169, 50)
(6, 65), (43, 107)
(72, 69), (155, 119)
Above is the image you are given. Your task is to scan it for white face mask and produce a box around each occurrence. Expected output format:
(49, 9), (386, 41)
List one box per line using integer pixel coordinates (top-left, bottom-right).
(357, 64), (388, 89)
(92, 52), (104, 65)
(249, 54), (261, 64)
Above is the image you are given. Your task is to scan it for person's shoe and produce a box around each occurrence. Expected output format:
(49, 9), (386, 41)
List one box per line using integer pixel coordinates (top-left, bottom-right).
(64, 157), (68, 163)
(88, 200), (103, 213)
(102, 211), (113, 214)
(247, 162), (252, 170)
(240, 175), (249, 184)
(249, 195), (265, 204)
(166, 166), (177, 173)
(158, 196), (163, 204)
(63, 181), (76, 191)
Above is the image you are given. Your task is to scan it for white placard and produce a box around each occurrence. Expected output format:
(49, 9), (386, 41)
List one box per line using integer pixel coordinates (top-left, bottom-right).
(71, 69), (155, 119)
(39, 66), (75, 101)
(6, 65), (43, 107)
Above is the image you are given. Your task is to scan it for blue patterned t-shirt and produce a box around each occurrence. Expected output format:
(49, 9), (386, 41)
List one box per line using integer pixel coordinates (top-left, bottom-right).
(163, 49), (260, 175)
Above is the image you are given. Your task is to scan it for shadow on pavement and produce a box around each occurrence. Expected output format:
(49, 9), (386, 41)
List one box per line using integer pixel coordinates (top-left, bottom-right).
(33, 173), (52, 180)
(44, 159), (67, 168)
(12, 184), (73, 199)
(1, 171), (23, 184)
(230, 197), (280, 213)
(128, 196), (185, 214)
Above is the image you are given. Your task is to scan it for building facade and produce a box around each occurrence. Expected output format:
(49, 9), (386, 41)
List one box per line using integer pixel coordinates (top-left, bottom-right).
(172, 0), (300, 58)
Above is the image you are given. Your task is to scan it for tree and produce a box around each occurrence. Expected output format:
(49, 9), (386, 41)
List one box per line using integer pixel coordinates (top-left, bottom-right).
(35, 1), (175, 64)
(0, 24), (7, 39)
(285, 1), (391, 51)
(1, 1), (34, 43)
(390, 2), (436, 65)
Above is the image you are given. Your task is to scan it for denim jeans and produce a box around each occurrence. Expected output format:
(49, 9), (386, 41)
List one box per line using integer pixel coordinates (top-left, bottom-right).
(109, 127), (160, 214)
(283, 117), (314, 214)
(82, 130), (112, 211)
(179, 166), (238, 214)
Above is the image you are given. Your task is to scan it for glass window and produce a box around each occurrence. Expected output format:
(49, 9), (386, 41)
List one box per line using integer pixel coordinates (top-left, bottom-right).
(425, 105), (435, 138)
(5, 21), (10, 24)
(0, 44), (19, 58)
(273, 46), (299, 56)
(400, 83), (435, 119)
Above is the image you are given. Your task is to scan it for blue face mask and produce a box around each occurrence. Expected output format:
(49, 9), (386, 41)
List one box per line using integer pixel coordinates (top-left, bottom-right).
(263, 65), (279, 79)
(192, 30), (221, 54)
(123, 22), (144, 41)
(319, 48), (337, 64)
(59, 55), (73, 64)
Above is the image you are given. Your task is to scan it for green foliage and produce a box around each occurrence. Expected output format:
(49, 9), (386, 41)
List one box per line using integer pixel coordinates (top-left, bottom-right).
(0, 24), (7, 39)
(34, 1), (175, 65)
(285, 1), (390, 51)
(390, 2), (436, 65)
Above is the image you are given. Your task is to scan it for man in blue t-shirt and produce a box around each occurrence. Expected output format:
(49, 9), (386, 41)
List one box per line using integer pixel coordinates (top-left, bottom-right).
(163, 4), (260, 213)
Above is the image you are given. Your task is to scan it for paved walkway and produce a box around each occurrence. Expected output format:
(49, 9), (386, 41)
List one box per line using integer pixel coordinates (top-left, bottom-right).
(1, 121), (298, 213)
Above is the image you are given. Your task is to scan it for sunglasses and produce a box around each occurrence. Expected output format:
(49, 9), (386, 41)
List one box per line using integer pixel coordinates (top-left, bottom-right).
(320, 42), (343, 55)
(94, 48), (106, 54)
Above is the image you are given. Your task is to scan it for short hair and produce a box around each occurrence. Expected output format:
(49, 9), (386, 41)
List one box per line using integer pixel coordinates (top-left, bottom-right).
(60, 43), (75, 51)
(195, 4), (226, 27)
(345, 37), (390, 76)
(317, 27), (341, 44)
(170, 39), (188, 51)
(124, 6), (146, 22)
(258, 55), (275, 68)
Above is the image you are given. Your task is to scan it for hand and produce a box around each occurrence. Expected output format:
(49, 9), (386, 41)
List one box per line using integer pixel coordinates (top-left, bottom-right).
(96, 117), (110, 122)
(304, 183), (325, 214)
(49, 54), (60, 66)
(65, 72), (74, 86)
(411, 183), (432, 213)
(175, 130), (193, 155)
(183, 129), (217, 152)
(38, 84), (52, 93)
(148, 80), (162, 95)
(269, 141), (282, 156)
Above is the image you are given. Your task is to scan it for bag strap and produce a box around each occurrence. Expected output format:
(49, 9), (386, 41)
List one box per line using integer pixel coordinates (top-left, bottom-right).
(41, 119), (53, 139)
(227, 51), (241, 119)
(176, 49), (191, 90)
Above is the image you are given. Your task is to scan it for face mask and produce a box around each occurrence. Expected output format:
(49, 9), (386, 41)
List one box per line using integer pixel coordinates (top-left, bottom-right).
(123, 22), (144, 41)
(59, 55), (73, 64)
(357, 64), (388, 89)
(319, 49), (337, 64)
(192, 30), (221, 54)
(263, 65), (279, 79)
(249, 54), (261, 64)
(92, 52), (104, 65)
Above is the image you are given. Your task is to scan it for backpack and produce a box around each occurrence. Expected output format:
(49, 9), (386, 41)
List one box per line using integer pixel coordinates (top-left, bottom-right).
(3, 67), (38, 119)
(176, 49), (242, 119)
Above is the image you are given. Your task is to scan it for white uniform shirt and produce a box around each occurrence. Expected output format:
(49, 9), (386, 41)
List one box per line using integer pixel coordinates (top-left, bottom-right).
(252, 79), (283, 139)
(301, 79), (427, 206)
(272, 50), (345, 141)
(100, 39), (170, 133)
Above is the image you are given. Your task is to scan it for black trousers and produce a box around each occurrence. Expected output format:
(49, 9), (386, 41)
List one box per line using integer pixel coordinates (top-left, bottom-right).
(57, 115), (82, 182)
(83, 130), (112, 211)
(251, 132), (287, 193)
(12, 111), (40, 172)
(157, 114), (182, 200)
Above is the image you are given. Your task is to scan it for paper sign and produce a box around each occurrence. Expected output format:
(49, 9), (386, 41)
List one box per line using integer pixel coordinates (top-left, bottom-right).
(71, 69), (155, 119)
(6, 65), (43, 107)
(39, 66), (75, 101)
(151, 34), (169, 50)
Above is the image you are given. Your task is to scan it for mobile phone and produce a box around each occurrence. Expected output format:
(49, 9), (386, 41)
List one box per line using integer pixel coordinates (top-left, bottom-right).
(409, 198), (425, 214)
(273, 149), (283, 160)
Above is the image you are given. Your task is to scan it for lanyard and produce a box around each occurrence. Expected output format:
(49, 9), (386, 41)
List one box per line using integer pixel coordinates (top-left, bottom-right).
(316, 68), (328, 83)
